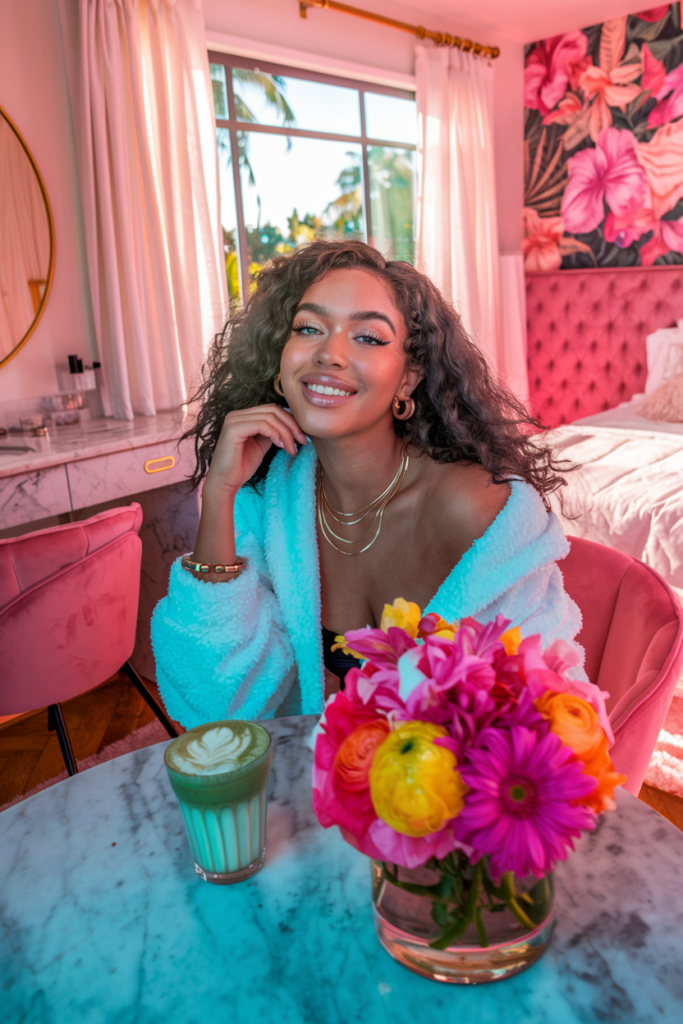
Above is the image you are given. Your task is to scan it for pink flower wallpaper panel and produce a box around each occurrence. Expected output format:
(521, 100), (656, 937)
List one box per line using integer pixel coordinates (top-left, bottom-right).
(524, 5), (683, 270)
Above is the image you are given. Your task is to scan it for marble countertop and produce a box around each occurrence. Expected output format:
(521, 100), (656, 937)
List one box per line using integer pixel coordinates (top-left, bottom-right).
(2, 715), (682, 1024)
(0, 410), (189, 478)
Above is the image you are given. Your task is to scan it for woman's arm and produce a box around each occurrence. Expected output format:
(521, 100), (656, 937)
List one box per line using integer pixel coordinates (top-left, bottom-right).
(151, 405), (309, 726)
(151, 524), (297, 726)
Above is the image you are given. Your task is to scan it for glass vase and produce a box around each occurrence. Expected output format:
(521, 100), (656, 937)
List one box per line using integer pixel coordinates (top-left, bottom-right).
(371, 858), (555, 984)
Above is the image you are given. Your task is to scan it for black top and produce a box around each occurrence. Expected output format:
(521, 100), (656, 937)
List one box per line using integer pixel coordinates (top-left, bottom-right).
(322, 626), (361, 690)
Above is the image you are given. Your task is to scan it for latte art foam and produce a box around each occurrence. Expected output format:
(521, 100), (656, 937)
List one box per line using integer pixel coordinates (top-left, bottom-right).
(166, 722), (269, 776)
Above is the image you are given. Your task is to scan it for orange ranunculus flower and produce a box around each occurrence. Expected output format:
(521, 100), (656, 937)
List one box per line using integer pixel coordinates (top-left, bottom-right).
(500, 625), (522, 655)
(369, 722), (466, 837)
(333, 719), (390, 794)
(536, 691), (626, 811)
(535, 691), (605, 761)
(579, 738), (627, 813)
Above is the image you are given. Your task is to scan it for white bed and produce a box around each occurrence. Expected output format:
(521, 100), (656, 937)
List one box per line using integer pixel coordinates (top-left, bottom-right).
(548, 394), (683, 591)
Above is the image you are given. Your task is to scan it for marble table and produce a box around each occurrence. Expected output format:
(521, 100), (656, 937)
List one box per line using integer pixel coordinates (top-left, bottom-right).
(2, 716), (682, 1024)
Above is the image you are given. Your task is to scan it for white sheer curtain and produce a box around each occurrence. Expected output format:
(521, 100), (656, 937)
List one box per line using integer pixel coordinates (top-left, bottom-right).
(415, 46), (527, 400)
(58, 0), (227, 419)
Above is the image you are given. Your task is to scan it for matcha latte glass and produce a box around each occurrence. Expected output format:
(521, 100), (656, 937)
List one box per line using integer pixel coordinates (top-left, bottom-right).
(165, 721), (272, 884)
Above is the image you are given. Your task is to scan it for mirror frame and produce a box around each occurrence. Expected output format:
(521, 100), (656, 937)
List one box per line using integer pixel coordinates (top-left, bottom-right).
(0, 104), (55, 370)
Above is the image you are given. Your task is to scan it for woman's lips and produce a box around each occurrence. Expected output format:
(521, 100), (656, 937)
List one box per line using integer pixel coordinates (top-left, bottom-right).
(303, 382), (358, 405)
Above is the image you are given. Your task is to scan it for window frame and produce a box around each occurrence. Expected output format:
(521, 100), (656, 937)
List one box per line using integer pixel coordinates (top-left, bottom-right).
(208, 51), (416, 295)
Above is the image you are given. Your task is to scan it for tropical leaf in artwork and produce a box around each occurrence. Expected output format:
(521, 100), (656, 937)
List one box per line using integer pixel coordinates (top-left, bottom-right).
(525, 127), (569, 216)
(558, 236), (597, 264)
(627, 10), (673, 43)
(561, 104), (593, 150)
(599, 17), (627, 72)
(647, 35), (683, 67)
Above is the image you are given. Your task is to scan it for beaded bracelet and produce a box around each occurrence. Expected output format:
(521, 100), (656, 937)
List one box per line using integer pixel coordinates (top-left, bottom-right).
(181, 554), (246, 576)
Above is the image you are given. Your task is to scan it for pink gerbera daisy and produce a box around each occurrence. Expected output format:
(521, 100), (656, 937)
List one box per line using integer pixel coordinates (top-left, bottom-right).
(455, 725), (597, 880)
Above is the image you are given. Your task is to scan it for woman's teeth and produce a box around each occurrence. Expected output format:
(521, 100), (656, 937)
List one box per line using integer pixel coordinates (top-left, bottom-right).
(305, 383), (352, 397)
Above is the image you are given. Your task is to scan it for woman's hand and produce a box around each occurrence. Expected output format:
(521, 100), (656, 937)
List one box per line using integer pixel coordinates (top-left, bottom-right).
(204, 404), (308, 498)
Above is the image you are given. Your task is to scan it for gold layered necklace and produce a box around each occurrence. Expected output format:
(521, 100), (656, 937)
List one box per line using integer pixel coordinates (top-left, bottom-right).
(316, 446), (410, 555)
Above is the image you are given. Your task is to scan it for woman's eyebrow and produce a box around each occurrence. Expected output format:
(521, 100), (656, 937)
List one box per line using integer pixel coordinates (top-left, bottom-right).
(295, 302), (396, 337)
(350, 310), (396, 336)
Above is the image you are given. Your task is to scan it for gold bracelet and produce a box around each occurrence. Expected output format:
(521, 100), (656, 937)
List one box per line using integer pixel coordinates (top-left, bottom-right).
(181, 554), (246, 575)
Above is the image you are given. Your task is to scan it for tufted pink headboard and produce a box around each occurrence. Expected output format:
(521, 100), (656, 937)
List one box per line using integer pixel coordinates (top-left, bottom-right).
(526, 266), (683, 427)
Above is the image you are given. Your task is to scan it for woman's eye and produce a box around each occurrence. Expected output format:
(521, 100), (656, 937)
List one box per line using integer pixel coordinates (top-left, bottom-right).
(356, 333), (390, 346)
(293, 323), (321, 336)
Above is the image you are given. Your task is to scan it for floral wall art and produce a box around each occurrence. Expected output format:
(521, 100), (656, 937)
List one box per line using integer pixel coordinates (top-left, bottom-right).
(524, 5), (683, 271)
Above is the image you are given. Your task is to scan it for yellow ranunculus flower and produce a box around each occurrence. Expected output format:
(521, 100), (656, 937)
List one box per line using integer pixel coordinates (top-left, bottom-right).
(369, 722), (466, 837)
(380, 597), (422, 638)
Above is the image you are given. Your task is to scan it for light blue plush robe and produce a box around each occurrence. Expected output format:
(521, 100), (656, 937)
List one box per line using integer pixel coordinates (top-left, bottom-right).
(151, 443), (584, 727)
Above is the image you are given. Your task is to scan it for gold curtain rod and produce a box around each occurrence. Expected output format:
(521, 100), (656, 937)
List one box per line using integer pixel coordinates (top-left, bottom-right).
(299, 1), (500, 60)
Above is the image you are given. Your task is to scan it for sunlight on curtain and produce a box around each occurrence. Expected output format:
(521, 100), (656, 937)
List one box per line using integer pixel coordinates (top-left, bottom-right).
(415, 47), (527, 401)
(59, 0), (227, 419)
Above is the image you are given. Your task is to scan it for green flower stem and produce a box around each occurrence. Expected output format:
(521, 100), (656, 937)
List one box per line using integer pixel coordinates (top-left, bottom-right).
(383, 864), (461, 906)
(506, 896), (535, 931)
(379, 859), (543, 951)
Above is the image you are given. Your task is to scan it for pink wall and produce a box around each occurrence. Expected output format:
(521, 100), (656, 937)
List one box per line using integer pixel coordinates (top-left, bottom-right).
(0, 0), (95, 405)
(203, 0), (525, 255)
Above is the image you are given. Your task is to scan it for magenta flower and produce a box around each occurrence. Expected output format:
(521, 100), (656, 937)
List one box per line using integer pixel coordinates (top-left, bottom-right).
(455, 726), (597, 881)
(640, 217), (683, 265)
(525, 32), (588, 116)
(648, 62), (683, 128)
(561, 128), (649, 234)
(366, 818), (470, 870)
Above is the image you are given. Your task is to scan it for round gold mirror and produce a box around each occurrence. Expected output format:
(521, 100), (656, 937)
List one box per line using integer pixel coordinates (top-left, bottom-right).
(0, 106), (54, 369)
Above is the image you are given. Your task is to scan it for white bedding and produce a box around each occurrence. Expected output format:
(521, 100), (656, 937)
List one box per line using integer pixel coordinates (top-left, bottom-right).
(548, 396), (683, 590)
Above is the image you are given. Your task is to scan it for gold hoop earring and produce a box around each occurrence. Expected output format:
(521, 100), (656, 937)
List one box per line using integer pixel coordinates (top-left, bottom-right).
(274, 373), (285, 398)
(393, 395), (415, 421)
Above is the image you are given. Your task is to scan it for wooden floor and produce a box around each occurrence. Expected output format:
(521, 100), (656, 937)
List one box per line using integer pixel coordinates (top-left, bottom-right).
(2, 681), (683, 832)
(0, 672), (159, 807)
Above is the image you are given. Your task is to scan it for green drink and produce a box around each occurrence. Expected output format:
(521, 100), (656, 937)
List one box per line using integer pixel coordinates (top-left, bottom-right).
(165, 721), (272, 884)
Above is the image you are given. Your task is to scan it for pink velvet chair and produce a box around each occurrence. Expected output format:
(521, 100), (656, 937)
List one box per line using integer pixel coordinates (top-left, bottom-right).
(0, 503), (177, 776)
(561, 536), (683, 794)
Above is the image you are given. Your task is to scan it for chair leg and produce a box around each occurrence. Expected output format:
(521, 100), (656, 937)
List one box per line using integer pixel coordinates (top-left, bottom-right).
(47, 703), (78, 776)
(120, 661), (178, 738)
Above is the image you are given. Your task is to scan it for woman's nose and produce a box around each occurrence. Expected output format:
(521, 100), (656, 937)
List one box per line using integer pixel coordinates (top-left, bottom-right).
(315, 329), (349, 367)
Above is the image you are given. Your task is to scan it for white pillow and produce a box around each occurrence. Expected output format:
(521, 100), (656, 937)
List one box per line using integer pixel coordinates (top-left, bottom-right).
(645, 320), (683, 395)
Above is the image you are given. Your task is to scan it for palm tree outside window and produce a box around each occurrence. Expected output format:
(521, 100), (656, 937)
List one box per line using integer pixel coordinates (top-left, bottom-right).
(209, 54), (417, 302)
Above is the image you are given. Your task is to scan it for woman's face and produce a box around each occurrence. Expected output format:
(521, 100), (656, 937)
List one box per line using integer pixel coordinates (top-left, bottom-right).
(279, 268), (419, 440)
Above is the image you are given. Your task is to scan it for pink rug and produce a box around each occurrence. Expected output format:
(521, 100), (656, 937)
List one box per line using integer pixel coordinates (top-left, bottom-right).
(644, 695), (683, 799)
(0, 719), (170, 813)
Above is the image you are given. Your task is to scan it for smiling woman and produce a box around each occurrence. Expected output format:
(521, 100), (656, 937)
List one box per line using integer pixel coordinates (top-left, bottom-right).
(151, 240), (585, 725)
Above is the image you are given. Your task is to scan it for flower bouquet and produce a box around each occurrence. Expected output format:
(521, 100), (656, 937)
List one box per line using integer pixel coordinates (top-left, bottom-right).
(312, 599), (626, 983)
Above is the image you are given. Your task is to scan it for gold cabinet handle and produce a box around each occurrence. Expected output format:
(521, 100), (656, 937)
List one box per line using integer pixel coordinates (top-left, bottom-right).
(144, 455), (175, 474)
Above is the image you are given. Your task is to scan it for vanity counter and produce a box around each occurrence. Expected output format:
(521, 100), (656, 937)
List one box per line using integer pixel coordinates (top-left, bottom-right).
(0, 411), (200, 680)
(0, 410), (188, 477)
(0, 411), (195, 531)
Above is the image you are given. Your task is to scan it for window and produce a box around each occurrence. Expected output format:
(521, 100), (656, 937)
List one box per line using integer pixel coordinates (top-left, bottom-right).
(208, 54), (417, 302)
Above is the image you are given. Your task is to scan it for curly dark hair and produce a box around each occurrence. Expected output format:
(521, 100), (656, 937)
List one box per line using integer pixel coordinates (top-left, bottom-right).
(185, 239), (567, 498)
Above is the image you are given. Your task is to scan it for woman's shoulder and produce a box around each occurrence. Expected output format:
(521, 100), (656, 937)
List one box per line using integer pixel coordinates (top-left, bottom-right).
(418, 460), (512, 552)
